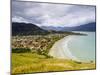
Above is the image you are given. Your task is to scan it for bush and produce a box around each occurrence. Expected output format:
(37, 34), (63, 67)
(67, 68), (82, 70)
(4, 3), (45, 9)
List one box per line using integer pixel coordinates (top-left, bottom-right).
(74, 61), (82, 64)
(12, 48), (31, 53)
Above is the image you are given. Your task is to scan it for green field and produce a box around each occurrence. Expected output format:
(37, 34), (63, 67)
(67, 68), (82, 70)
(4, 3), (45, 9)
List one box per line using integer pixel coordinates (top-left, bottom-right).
(12, 53), (95, 74)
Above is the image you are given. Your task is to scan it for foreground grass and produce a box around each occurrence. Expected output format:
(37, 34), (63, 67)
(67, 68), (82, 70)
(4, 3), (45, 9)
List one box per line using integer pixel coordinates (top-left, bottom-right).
(12, 53), (95, 74)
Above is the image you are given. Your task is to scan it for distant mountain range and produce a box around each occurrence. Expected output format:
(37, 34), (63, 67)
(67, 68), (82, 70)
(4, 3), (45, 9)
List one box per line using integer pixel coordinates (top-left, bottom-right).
(12, 22), (49, 36)
(12, 22), (96, 36)
(41, 22), (96, 32)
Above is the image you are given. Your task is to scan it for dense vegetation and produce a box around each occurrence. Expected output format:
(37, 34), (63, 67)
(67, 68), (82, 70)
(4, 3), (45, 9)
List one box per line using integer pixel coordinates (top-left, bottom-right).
(12, 34), (68, 56)
(12, 48), (31, 53)
(12, 22), (49, 36)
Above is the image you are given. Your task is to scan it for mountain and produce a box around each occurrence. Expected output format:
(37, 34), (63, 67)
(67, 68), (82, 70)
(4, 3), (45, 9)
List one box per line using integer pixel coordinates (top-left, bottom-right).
(62, 22), (96, 31)
(41, 22), (96, 32)
(41, 26), (63, 31)
(12, 22), (49, 36)
(12, 22), (96, 36)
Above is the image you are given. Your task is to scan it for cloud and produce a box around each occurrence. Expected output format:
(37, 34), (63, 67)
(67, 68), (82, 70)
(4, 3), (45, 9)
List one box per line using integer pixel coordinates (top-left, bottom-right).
(12, 1), (96, 27)
(12, 16), (30, 23)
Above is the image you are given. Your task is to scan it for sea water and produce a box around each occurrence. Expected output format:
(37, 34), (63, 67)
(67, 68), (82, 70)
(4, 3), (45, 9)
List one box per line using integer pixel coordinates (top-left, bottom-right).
(49, 32), (96, 62)
(68, 32), (96, 61)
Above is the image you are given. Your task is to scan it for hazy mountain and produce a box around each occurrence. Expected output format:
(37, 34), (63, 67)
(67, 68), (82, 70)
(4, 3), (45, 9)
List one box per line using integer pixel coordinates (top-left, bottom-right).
(12, 22), (49, 36)
(41, 26), (63, 31)
(41, 22), (96, 32)
(12, 22), (95, 36)
(62, 22), (96, 31)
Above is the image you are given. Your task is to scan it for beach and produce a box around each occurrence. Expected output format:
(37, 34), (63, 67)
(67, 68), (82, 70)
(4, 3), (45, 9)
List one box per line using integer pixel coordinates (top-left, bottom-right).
(49, 36), (78, 61)
(49, 32), (95, 62)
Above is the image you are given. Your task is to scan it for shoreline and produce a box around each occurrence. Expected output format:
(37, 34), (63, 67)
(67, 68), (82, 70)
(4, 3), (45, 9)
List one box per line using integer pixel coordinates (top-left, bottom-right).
(49, 33), (95, 63)
(48, 35), (79, 61)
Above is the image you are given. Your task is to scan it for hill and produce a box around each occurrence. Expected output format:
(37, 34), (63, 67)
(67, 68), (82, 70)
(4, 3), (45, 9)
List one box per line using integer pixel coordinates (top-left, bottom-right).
(12, 22), (49, 36)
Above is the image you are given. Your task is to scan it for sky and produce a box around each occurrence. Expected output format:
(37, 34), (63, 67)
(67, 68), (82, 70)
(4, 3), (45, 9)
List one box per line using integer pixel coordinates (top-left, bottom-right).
(12, 1), (96, 27)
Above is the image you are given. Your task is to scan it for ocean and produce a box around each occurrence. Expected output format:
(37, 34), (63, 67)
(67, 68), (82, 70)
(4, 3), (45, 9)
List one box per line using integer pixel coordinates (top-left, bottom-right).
(68, 32), (96, 61)
(49, 32), (96, 62)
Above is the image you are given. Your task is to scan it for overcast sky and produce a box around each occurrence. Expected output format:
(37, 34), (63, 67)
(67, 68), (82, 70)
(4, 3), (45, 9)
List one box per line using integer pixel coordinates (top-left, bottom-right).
(12, 1), (96, 27)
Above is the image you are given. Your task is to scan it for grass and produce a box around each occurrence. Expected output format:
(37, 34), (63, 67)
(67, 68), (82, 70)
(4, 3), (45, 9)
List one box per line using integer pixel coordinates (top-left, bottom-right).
(12, 53), (95, 74)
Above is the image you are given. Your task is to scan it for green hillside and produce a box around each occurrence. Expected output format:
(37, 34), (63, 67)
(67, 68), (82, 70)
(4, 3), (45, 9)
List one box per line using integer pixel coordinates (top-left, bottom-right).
(12, 53), (95, 74)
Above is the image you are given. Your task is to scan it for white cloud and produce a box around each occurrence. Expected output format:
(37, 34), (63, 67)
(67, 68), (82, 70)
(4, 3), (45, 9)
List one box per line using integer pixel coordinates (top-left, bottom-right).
(12, 16), (29, 23)
(41, 9), (95, 27)
(12, 1), (96, 27)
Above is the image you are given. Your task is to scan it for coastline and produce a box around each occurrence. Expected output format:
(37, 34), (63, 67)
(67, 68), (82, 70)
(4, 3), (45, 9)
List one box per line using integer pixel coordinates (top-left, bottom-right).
(12, 33), (96, 74)
(49, 32), (95, 63)
(48, 35), (79, 61)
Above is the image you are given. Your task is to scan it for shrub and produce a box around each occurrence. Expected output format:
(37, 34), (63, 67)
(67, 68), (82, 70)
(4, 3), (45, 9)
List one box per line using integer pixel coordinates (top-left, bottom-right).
(74, 61), (82, 64)
(12, 48), (31, 53)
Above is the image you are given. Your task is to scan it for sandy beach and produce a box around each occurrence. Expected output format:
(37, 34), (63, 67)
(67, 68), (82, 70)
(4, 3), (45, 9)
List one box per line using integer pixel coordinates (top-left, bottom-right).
(48, 35), (78, 61)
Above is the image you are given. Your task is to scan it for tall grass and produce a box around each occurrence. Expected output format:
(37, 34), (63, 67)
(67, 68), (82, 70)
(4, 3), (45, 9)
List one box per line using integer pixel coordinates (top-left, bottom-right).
(12, 53), (95, 74)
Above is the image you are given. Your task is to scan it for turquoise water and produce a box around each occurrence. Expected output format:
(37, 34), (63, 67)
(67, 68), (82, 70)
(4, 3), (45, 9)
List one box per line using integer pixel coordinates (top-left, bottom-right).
(68, 32), (96, 61)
